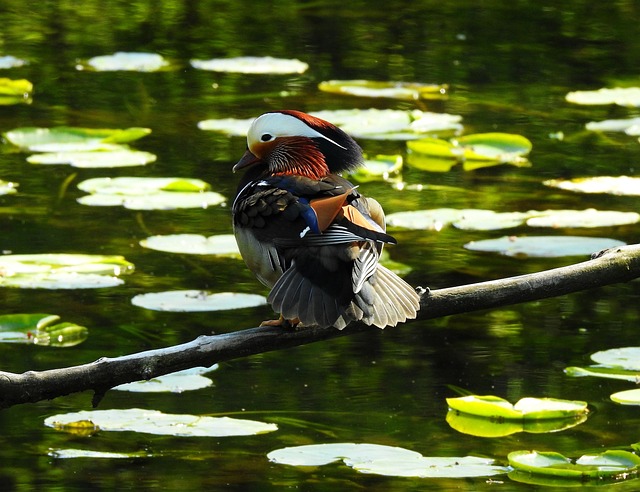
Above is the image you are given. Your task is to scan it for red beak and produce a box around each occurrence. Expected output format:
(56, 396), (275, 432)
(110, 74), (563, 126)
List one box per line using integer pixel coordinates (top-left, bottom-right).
(233, 149), (261, 172)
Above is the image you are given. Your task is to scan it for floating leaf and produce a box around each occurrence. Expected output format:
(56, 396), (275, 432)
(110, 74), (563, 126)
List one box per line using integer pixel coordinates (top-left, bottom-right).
(0, 179), (18, 195)
(585, 117), (640, 134)
(544, 176), (640, 196)
(611, 389), (640, 406)
(140, 234), (241, 256)
(457, 133), (532, 163)
(0, 254), (133, 289)
(591, 347), (640, 370)
(77, 177), (225, 210)
(268, 443), (507, 478)
(508, 450), (640, 480)
(0, 313), (88, 347)
(387, 208), (472, 231)
(49, 449), (149, 459)
(0, 78), (32, 96)
(525, 209), (640, 228)
(0, 55), (27, 68)
(131, 290), (267, 312)
(447, 395), (588, 420)
(318, 80), (448, 101)
(190, 56), (308, 74)
(45, 408), (277, 437)
(348, 155), (402, 182)
(197, 117), (254, 136)
(4, 126), (151, 151)
(27, 149), (156, 168)
(566, 87), (640, 107)
(564, 365), (640, 383)
(464, 235), (625, 258)
(77, 52), (170, 72)
(114, 365), (218, 393)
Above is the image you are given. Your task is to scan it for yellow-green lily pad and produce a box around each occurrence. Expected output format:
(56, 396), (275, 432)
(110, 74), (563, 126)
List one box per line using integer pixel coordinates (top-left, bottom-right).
(348, 155), (402, 182)
(268, 443), (507, 478)
(508, 450), (640, 480)
(27, 149), (156, 168)
(591, 347), (640, 370)
(0, 179), (18, 195)
(49, 449), (149, 459)
(131, 290), (267, 312)
(564, 365), (640, 382)
(45, 408), (277, 437)
(4, 126), (151, 151)
(586, 117), (640, 134)
(77, 52), (170, 72)
(0, 313), (88, 347)
(140, 234), (241, 256)
(464, 235), (625, 258)
(544, 176), (640, 196)
(447, 395), (588, 420)
(318, 80), (448, 101)
(0, 78), (32, 97)
(611, 389), (640, 406)
(190, 56), (308, 74)
(113, 365), (218, 393)
(566, 87), (640, 107)
(526, 209), (640, 228)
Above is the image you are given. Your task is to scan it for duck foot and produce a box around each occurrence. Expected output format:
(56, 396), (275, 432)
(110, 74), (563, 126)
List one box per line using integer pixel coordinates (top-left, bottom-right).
(260, 316), (300, 331)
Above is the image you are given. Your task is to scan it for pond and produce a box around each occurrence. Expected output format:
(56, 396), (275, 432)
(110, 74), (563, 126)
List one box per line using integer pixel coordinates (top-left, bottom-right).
(2, 1), (640, 490)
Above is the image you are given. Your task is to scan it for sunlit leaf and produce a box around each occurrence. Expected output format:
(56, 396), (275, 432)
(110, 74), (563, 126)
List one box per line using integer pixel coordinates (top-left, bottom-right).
(78, 177), (210, 194)
(566, 87), (640, 107)
(49, 449), (149, 459)
(0, 78), (32, 96)
(45, 408), (278, 437)
(0, 313), (88, 347)
(0, 273), (125, 289)
(464, 235), (625, 258)
(318, 80), (448, 101)
(114, 365), (219, 393)
(77, 52), (170, 72)
(140, 234), (241, 256)
(586, 117), (640, 134)
(348, 155), (403, 182)
(611, 389), (640, 406)
(268, 443), (507, 478)
(564, 365), (640, 382)
(27, 149), (156, 168)
(197, 117), (254, 136)
(0, 55), (27, 69)
(447, 395), (587, 420)
(0, 179), (18, 195)
(591, 347), (640, 370)
(387, 208), (470, 231)
(131, 290), (267, 312)
(508, 450), (640, 479)
(4, 126), (151, 151)
(526, 209), (640, 228)
(544, 176), (640, 196)
(453, 211), (531, 231)
(190, 56), (308, 74)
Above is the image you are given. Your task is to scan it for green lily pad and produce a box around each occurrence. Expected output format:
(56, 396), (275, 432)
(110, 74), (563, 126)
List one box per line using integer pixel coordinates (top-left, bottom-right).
(113, 365), (218, 393)
(268, 443), (507, 478)
(4, 126), (151, 151)
(611, 389), (640, 405)
(0, 78), (32, 96)
(453, 210), (531, 231)
(464, 235), (625, 258)
(586, 117), (640, 134)
(0, 254), (133, 289)
(140, 234), (241, 256)
(566, 87), (640, 107)
(0, 55), (27, 69)
(45, 408), (277, 437)
(508, 450), (640, 479)
(348, 155), (403, 182)
(447, 395), (587, 420)
(591, 347), (640, 370)
(0, 179), (18, 195)
(190, 56), (308, 74)
(27, 149), (156, 168)
(526, 209), (640, 228)
(0, 313), (88, 347)
(49, 449), (149, 459)
(318, 80), (448, 101)
(131, 290), (267, 312)
(544, 176), (640, 196)
(197, 117), (254, 136)
(564, 365), (640, 382)
(77, 52), (170, 72)
(77, 177), (225, 210)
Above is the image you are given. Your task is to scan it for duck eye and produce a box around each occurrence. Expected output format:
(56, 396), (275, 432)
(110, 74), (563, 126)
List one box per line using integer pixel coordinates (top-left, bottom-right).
(260, 133), (273, 142)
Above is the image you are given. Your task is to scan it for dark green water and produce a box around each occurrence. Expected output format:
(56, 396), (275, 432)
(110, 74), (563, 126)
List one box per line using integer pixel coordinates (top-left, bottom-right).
(1, 1), (640, 490)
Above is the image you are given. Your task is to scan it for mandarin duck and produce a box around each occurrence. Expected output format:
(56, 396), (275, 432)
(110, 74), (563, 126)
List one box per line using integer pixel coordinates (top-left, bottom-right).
(232, 110), (420, 329)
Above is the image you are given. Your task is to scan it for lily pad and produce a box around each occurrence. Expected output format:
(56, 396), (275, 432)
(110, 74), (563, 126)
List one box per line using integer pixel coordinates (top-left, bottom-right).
(113, 365), (219, 393)
(49, 449), (149, 459)
(348, 155), (403, 182)
(564, 365), (640, 383)
(268, 443), (507, 478)
(447, 395), (587, 420)
(0, 78), (32, 96)
(611, 389), (640, 406)
(27, 149), (156, 168)
(190, 56), (308, 74)
(4, 126), (151, 151)
(525, 209), (640, 228)
(544, 176), (640, 196)
(591, 347), (640, 371)
(464, 235), (625, 258)
(566, 87), (640, 107)
(45, 408), (277, 437)
(197, 117), (254, 136)
(318, 80), (448, 101)
(0, 313), (88, 347)
(140, 234), (241, 256)
(0, 254), (133, 289)
(131, 290), (267, 312)
(508, 450), (640, 479)
(586, 117), (640, 134)
(0, 55), (27, 69)
(77, 177), (225, 210)
(0, 179), (18, 195)
(77, 52), (170, 72)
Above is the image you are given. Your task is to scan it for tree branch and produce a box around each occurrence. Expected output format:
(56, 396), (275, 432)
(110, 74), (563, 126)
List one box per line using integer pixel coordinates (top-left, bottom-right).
(1, 244), (639, 410)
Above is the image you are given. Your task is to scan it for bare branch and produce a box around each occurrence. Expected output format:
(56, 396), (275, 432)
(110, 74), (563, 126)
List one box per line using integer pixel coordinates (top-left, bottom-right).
(1, 244), (639, 409)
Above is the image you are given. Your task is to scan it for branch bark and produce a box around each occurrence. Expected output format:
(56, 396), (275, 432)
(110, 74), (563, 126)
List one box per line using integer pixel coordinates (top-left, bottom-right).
(1, 244), (639, 410)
